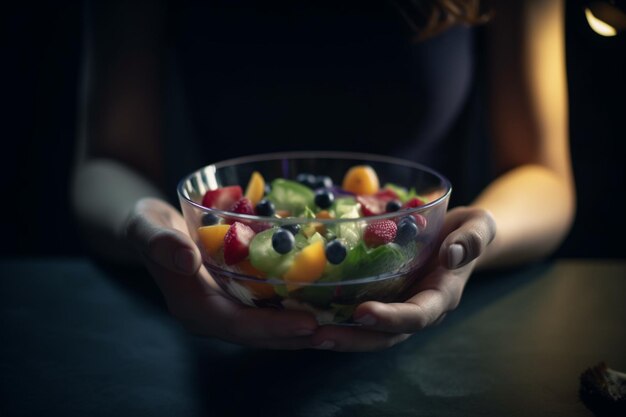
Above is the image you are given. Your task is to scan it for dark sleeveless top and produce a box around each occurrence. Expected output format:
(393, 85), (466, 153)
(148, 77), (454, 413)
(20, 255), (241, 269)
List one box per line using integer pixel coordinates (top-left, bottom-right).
(163, 0), (493, 207)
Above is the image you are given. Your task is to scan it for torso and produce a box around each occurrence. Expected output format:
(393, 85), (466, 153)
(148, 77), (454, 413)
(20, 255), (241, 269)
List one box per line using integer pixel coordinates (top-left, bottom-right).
(164, 0), (488, 205)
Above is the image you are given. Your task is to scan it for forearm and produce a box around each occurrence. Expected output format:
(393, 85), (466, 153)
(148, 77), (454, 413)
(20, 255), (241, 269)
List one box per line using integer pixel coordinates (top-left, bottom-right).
(71, 159), (166, 264)
(470, 164), (575, 269)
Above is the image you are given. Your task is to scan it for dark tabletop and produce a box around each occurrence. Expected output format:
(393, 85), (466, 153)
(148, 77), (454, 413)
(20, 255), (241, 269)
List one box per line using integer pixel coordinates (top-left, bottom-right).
(1, 258), (624, 417)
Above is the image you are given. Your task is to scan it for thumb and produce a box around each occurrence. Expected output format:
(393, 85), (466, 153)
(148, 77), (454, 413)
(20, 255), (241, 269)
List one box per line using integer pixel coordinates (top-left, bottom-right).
(125, 199), (201, 276)
(439, 207), (496, 270)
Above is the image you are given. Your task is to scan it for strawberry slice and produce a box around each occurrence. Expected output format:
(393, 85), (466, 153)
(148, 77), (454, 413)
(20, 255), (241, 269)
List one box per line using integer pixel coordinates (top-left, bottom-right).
(223, 222), (255, 265)
(201, 186), (243, 210)
(356, 190), (398, 217)
(356, 195), (386, 216)
(230, 197), (255, 215)
(363, 220), (397, 248)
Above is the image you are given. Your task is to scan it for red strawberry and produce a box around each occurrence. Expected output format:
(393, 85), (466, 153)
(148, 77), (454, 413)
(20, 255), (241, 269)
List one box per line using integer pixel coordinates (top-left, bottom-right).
(223, 222), (255, 265)
(201, 186), (243, 210)
(403, 197), (426, 208)
(364, 220), (397, 248)
(230, 197), (255, 215)
(225, 197), (256, 225)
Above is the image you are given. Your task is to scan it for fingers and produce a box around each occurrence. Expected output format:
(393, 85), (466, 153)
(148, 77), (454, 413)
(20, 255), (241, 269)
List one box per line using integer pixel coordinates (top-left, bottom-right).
(439, 207), (496, 269)
(352, 290), (445, 332)
(124, 198), (321, 350)
(178, 292), (319, 349)
(346, 262), (466, 336)
(125, 198), (201, 275)
(288, 286), (449, 351)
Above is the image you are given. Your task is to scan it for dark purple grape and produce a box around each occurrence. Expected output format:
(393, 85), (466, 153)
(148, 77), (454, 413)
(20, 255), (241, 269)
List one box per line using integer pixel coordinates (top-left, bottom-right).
(325, 240), (347, 264)
(255, 199), (275, 217)
(314, 190), (335, 209)
(272, 229), (295, 254)
(201, 213), (220, 226)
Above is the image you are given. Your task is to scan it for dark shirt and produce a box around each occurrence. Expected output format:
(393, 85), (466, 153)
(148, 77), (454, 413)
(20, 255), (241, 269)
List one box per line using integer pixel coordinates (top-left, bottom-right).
(163, 0), (492, 206)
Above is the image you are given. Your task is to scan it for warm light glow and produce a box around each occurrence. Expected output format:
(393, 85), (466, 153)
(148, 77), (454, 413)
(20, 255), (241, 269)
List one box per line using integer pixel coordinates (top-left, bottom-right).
(585, 7), (618, 36)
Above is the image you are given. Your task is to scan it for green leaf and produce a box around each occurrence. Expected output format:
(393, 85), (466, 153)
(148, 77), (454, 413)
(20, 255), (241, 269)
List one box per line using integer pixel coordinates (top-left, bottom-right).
(342, 241), (407, 279)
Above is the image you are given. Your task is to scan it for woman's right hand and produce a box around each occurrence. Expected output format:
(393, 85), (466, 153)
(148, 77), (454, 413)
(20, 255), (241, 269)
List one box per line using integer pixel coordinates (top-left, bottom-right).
(124, 198), (319, 349)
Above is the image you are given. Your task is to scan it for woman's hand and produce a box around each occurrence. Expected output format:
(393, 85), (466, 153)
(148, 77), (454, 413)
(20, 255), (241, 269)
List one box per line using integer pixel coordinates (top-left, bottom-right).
(310, 206), (496, 352)
(124, 198), (319, 349)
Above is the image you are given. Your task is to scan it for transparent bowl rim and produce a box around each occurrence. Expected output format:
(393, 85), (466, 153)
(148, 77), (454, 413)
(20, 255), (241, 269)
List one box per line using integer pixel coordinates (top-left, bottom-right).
(177, 151), (452, 224)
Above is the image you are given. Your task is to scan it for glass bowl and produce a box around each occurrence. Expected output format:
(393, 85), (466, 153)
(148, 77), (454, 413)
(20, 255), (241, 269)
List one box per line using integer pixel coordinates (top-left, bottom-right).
(177, 152), (451, 325)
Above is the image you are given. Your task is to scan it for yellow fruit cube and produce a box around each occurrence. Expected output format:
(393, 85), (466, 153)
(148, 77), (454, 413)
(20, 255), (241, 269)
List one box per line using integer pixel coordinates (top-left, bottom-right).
(283, 241), (326, 290)
(244, 171), (265, 206)
(197, 224), (230, 255)
(342, 165), (380, 195)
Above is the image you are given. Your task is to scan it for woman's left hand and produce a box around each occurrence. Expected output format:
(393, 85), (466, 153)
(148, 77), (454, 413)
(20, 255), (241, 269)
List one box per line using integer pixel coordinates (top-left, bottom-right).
(310, 206), (497, 352)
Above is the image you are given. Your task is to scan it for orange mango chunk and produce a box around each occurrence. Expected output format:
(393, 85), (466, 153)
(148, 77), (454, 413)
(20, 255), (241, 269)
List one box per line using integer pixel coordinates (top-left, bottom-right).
(276, 209), (291, 218)
(302, 223), (324, 238)
(316, 210), (334, 219)
(197, 224), (230, 255)
(244, 171), (265, 206)
(342, 165), (380, 195)
(237, 259), (267, 279)
(283, 241), (326, 288)
(237, 260), (275, 298)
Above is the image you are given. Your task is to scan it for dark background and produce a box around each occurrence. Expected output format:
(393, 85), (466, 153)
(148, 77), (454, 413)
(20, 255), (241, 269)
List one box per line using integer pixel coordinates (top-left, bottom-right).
(1, 0), (624, 259)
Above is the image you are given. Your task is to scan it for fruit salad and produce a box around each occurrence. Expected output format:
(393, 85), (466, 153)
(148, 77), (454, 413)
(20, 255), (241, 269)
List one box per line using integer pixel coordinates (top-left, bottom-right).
(193, 165), (436, 324)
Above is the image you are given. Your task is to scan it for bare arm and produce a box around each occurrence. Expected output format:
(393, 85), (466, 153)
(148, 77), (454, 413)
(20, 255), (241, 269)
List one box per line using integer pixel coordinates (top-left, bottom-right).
(71, 0), (167, 264)
(473, 0), (575, 269)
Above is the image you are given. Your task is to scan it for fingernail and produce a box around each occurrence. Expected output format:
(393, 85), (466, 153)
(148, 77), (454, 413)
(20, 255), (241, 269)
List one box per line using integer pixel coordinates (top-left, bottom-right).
(174, 248), (196, 274)
(294, 328), (315, 336)
(314, 340), (335, 350)
(448, 243), (465, 269)
(355, 314), (377, 326)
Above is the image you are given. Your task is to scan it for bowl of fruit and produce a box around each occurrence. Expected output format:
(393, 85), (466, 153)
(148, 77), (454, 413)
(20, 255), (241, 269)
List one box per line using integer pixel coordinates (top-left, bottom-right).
(177, 152), (451, 325)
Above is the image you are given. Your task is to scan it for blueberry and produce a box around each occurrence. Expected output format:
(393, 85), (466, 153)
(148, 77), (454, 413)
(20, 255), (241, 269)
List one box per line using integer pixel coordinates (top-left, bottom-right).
(201, 213), (220, 226)
(401, 215), (417, 224)
(314, 189), (335, 209)
(264, 183), (271, 195)
(313, 175), (333, 189)
(281, 224), (301, 235)
(386, 200), (402, 212)
(325, 240), (347, 264)
(272, 229), (295, 254)
(296, 173), (316, 188)
(255, 199), (276, 217)
(395, 219), (419, 246)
